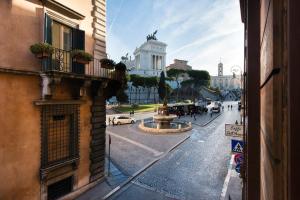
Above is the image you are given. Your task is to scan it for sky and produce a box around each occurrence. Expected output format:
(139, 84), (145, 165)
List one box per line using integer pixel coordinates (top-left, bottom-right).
(106, 0), (244, 76)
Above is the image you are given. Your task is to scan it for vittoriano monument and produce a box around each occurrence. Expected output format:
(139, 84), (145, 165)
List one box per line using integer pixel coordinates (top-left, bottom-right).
(146, 30), (158, 41)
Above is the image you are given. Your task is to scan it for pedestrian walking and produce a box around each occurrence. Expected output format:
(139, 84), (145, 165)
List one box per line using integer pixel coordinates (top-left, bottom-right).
(231, 105), (233, 110)
(108, 117), (111, 126)
(132, 110), (135, 116)
(210, 112), (213, 118)
(112, 117), (115, 126)
(193, 113), (196, 121)
(222, 106), (224, 111)
(228, 105), (230, 110)
(235, 120), (238, 125)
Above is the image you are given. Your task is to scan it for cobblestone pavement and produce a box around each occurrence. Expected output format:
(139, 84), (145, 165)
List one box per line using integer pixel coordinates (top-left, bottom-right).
(108, 102), (241, 200)
(77, 101), (242, 200)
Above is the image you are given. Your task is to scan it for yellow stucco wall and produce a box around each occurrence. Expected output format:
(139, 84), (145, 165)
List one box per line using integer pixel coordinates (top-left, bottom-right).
(0, 73), (41, 200)
(0, 73), (94, 199)
(0, 0), (106, 198)
(0, 0), (96, 72)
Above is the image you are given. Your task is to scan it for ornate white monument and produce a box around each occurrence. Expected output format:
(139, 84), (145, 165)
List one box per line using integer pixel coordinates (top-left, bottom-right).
(128, 31), (167, 77)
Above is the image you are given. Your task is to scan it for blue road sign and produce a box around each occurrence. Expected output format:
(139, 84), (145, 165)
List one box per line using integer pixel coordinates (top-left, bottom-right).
(235, 163), (241, 173)
(231, 140), (244, 153)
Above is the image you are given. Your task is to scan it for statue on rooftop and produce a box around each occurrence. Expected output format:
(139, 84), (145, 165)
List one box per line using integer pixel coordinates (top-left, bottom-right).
(147, 30), (158, 41)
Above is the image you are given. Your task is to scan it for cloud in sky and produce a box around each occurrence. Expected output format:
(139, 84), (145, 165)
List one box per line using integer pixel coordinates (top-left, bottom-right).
(106, 0), (244, 76)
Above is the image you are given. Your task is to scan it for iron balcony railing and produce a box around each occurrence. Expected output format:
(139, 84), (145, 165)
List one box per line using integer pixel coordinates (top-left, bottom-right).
(42, 48), (122, 81)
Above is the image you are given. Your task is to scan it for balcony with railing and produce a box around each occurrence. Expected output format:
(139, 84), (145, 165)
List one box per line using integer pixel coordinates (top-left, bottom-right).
(41, 48), (122, 81)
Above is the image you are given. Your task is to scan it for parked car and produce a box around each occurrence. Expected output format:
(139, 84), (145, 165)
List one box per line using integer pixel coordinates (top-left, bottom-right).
(113, 116), (136, 125)
(211, 102), (221, 113)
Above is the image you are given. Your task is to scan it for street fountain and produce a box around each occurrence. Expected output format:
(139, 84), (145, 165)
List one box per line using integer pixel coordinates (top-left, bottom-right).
(139, 101), (192, 134)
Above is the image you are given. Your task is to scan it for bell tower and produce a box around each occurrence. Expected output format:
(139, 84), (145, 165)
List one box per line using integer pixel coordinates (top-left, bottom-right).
(218, 62), (223, 76)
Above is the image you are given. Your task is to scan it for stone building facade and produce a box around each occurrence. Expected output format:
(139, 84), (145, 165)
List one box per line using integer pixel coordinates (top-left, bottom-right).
(0, 0), (121, 199)
(210, 62), (241, 90)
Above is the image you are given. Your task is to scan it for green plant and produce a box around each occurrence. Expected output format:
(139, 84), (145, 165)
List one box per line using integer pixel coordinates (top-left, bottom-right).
(71, 49), (93, 61)
(100, 58), (116, 69)
(115, 62), (127, 71)
(29, 42), (54, 54)
(131, 103), (139, 109)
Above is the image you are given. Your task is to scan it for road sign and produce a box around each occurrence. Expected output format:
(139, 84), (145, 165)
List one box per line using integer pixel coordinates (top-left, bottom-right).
(234, 153), (244, 165)
(225, 124), (243, 137)
(235, 163), (241, 173)
(231, 139), (244, 153)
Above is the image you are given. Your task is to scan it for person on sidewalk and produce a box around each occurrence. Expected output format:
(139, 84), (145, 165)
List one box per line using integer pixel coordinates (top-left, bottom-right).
(108, 117), (111, 126)
(112, 117), (115, 126)
(193, 112), (196, 121)
(231, 105), (233, 110)
(228, 105), (230, 110)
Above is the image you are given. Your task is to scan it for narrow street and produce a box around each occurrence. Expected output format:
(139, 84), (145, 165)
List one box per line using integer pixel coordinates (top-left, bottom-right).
(78, 102), (241, 200)
(108, 102), (240, 200)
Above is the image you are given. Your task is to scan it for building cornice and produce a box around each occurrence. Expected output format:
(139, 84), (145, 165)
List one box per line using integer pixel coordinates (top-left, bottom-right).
(41, 0), (85, 20)
(0, 67), (39, 76)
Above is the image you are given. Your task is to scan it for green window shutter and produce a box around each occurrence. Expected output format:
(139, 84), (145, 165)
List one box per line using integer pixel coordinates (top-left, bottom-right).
(72, 28), (85, 50)
(44, 14), (52, 44)
(43, 14), (53, 71)
(72, 28), (85, 74)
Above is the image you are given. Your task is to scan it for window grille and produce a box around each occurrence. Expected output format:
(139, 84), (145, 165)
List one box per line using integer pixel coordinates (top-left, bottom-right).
(47, 176), (73, 200)
(41, 104), (79, 168)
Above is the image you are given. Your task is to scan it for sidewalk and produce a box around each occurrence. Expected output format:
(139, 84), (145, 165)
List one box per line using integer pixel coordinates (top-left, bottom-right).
(76, 158), (129, 200)
(220, 155), (243, 200)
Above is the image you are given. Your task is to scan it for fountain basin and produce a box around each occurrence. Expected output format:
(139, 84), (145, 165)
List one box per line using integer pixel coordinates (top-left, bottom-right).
(153, 114), (177, 129)
(139, 121), (192, 134)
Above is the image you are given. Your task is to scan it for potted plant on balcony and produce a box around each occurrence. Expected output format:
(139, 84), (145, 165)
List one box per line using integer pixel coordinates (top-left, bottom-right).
(115, 62), (127, 79)
(71, 49), (93, 64)
(115, 62), (127, 72)
(29, 42), (54, 59)
(100, 58), (116, 69)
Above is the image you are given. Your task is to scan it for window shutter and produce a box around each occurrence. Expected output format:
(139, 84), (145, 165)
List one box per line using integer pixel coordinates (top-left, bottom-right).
(44, 14), (52, 44)
(43, 14), (52, 71)
(72, 28), (85, 74)
(72, 28), (85, 50)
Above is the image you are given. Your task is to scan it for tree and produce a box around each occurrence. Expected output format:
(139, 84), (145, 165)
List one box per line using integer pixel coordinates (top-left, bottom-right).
(186, 70), (210, 102)
(144, 76), (158, 103)
(167, 68), (186, 102)
(158, 71), (166, 102)
(165, 83), (173, 100)
(116, 89), (128, 103)
(187, 70), (210, 88)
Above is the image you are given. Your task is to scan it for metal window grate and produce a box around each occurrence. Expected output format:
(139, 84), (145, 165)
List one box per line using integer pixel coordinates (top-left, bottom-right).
(41, 104), (79, 168)
(47, 176), (73, 200)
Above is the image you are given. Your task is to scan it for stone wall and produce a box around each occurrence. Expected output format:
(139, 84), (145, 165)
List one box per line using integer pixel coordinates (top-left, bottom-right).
(259, 0), (288, 199)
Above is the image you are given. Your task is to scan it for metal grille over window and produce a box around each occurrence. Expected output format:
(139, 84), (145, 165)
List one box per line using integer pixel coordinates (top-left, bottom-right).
(41, 104), (79, 168)
(47, 176), (73, 200)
